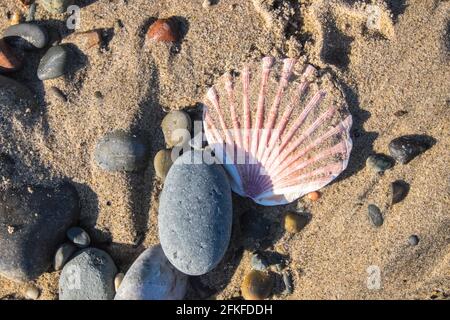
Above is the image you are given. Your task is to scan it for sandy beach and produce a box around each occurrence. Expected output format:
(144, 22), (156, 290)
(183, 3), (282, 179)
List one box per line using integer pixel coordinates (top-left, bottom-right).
(0, 0), (449, 300)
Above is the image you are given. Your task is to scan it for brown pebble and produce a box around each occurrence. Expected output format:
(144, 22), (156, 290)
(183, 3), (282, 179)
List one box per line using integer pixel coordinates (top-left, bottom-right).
(307, 191), (321, 201)
(25, 284), (40, 300)
(0, 39), (22, 73)
(146, 18), (180, 43)
(284, 212), (308, 234)
(241, 270), (273, 300)
(10, 11), (22, 25)
(63, 30), (102, 50)
(154, 149), (173, 182)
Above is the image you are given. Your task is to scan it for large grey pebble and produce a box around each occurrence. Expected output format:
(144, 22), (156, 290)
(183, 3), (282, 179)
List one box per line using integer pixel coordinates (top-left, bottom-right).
(66, 227), (90, 248)
(40, 0), (74, 14)
(0, 183), (80, 282)
(37, 45), (69, 80)
(94, 130), (150, 172)
(3, 23), (48, 50)
(54, 242), (77, 271)
(159, 150), (232, 276)
(59, 248), (117, 300)
(115, 245), (188, 300)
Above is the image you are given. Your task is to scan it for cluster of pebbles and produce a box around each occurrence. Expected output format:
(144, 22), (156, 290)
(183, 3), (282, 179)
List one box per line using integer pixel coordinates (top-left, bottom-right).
(0, 0), (437, 301)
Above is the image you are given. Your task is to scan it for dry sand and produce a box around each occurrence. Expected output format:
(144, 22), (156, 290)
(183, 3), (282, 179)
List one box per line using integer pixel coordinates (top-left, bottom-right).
(0, 0), (449, 300)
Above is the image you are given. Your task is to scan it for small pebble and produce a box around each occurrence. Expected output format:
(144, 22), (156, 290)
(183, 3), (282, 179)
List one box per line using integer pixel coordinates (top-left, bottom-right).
(408, 235), (420, 246)
(114, 272), (124, 291)
(284, 212), (308, 234)
(54, 242), (77, 270)
(94, 91), (104, 101)
(25, 284), (40, 300)
(26, 3), (37, 22)
(161, 110), (192, 147)
(388, 135), (434, 164)
(241, 270), (273, 300)
(282, 270), (293, 295)
(251, 252), (269, 271)
(48, 86), (67, 102)
(368, 204), (383, 227)
(10, 12), (22, 25)
(40, 0), (74, 14)
(391, 180), (409, 205)
(37, 45), (69, 80)
(154, 149), (173, 181)
(394, 110), (408, 117)
(66, 227), (90, 248)
(366, 154), (394, 173)
(146, 18), (180, 43)
(307, 191), (321, 201)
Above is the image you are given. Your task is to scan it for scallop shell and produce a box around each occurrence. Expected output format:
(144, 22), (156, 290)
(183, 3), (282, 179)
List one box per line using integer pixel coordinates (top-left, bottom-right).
(203, 57), (353, 206)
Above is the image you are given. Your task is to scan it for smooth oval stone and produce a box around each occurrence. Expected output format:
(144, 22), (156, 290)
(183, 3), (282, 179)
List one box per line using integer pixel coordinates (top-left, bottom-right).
(388, 135), (434, 164)
(241, 270), (273, 300)
(94, 130), (149, 172)
(0, 183), (80, 282)
(66, 227), (90, 248)
(0, 75), (37, 111)
(25, 284), (40, 300)
(154, 149), (173, 181)
(366, 154), (394, 173)
(3, 23), (48, 50)
(408, 235), (420, 246)
(391, 180), (409, 205)
(115, 245), (188, 300)
(37, 45), (69, 80)
(161, 110), (191, 147)
(159, 150), (232, 276)
(59, 248), (117, 300)
(54, 242), (77, 271)
(368, 204), (383, 227)
(40, 0), (74, 14)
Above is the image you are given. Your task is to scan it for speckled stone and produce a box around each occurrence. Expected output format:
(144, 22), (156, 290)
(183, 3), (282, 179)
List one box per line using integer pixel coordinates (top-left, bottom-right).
(388, 135), (434, 164)
(94, 130), (149, 172)
(37, 45), (69, 80)
(158, 150), (232, 276)
(59, 248), (117, 300)
(115, 245), (188, 300)
(3, 23), (48, 50)
(0, 183), (80, 282)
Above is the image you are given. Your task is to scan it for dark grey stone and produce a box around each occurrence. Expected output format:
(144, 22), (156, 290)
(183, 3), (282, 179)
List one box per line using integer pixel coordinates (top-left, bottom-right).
(388, 135), (435, 164)
(391, 180), (410, 205)
(0, 183), (80, 282)
(368, 204), (383, 227)
(3, 23), (48, 50)
(37, 45), (69, 80)
(158, 150), (233, 276)
(366, 154), (394, 173)
(59, 248), (117, 300)
(114, 245), (188, 300)
(54, 242), (77, 271)
(94, 130), (149, 172)
(66, 227), (90, 248)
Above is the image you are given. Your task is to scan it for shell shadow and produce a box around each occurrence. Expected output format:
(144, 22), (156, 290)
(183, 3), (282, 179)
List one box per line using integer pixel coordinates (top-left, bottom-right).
(320, 19), (354, 70)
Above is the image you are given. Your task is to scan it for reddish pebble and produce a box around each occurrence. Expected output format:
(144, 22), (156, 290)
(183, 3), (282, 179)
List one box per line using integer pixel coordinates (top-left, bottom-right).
(0, 39), (22, 73)
(146, 18), (180, 43)
(307, 191), (321, 201)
